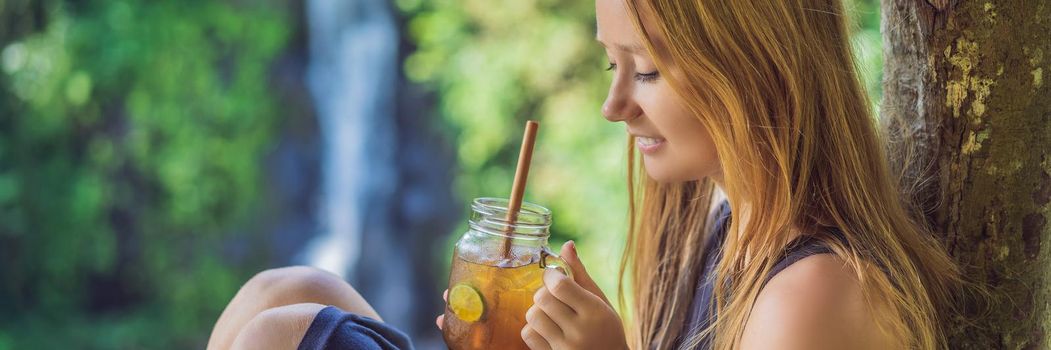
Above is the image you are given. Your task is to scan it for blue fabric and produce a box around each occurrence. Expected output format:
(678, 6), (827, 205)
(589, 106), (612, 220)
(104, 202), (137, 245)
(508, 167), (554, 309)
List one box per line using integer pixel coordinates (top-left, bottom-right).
(676, 201), (732, 350)
(674, 201), (848, 350)
(298, 306), (414, 350)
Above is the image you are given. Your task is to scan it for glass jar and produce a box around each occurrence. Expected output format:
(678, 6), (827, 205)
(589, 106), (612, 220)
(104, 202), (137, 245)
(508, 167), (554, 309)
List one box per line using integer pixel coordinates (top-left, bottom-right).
(442, 197), (571, 350)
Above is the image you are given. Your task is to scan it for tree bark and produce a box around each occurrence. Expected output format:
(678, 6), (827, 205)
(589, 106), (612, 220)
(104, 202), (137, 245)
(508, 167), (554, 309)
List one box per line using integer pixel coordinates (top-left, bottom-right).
(882, 0), (1051, 349)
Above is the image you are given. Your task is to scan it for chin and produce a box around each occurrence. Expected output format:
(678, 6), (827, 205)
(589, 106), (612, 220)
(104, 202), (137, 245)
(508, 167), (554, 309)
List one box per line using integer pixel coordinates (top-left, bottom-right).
(642, 156), (714, 184)
(643, 162), (696, 183)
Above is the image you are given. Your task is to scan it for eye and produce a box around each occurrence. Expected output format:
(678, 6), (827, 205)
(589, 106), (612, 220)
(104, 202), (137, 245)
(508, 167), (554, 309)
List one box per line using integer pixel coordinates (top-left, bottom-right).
(605, 61), (659, 83)
(634, 71), (660, 83)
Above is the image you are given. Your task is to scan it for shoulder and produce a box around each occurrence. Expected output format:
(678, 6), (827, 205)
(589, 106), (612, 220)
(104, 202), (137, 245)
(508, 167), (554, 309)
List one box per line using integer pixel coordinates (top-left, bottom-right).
(740, 254), (897, 350)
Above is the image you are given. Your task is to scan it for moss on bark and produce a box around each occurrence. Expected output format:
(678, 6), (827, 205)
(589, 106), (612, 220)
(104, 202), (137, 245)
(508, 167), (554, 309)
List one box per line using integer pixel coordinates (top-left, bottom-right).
(883, 0), (1051, 348)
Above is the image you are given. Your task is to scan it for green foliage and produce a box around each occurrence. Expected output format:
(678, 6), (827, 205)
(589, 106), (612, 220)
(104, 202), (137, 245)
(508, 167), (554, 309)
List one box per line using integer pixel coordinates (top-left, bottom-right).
(401, 0), (884, 311)
(845, 0), (884, 111)
(0, 0), (288, 347)
(400, 0), (631, 300)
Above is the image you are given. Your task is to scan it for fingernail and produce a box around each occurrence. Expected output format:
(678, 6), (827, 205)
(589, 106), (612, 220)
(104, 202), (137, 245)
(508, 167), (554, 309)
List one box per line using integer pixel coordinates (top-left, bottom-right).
(543, 267), (565, 286)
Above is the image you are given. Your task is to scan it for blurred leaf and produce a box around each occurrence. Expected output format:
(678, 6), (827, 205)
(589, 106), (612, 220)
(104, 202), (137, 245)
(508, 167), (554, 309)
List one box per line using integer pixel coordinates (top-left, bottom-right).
(0, 0), (291, 347)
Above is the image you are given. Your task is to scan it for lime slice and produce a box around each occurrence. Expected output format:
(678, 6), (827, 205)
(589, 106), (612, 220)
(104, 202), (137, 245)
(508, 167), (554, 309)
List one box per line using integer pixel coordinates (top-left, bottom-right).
(449, 283), (484, 322)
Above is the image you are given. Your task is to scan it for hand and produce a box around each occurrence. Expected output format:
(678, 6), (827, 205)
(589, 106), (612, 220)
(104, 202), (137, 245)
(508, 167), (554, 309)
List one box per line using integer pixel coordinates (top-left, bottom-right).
(436, 289), (447, 330)
(522, 241), (628, 350)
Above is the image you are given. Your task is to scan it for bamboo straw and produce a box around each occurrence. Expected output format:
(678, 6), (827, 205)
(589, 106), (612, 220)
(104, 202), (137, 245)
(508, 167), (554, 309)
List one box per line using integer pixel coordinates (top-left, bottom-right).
(502, 120), (539, 260)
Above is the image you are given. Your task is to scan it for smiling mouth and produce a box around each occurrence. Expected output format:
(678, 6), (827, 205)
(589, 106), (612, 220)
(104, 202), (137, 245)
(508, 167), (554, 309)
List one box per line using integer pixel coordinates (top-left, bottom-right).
(634, 136), (665, 153)
(636, 136), (662, 146)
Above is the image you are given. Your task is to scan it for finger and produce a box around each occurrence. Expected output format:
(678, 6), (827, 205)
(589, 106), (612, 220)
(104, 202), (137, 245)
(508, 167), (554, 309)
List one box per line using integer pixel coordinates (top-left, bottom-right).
(543, 268), (599, 312)
(561, 241), (612, 306)
(521, 325), (552, 350)
(561, 241), (589, 281)
(533, 284), (576, 323)
(438, 289), (448, 330)
(525, 305), (563, 341)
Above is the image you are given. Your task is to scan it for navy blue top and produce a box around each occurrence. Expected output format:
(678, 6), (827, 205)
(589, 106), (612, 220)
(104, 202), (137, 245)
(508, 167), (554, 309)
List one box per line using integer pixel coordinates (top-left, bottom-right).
(298, 305), (414, 350)
(673, 201), (845, 350)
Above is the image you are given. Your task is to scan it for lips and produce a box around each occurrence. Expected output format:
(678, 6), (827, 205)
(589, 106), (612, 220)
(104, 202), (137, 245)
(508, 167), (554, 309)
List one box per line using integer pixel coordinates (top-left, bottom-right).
(636, 136), (662, 146)
(628, 127), (665, 154)
(634, 135), (665, 154)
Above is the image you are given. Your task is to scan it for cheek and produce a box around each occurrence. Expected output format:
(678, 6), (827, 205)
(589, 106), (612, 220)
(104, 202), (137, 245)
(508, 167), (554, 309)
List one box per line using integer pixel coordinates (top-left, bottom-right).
(671, 119), (719, 170)
(657, 95), (721, 177)
(650, 92), (708, 149)
(634, 82), (722, 181)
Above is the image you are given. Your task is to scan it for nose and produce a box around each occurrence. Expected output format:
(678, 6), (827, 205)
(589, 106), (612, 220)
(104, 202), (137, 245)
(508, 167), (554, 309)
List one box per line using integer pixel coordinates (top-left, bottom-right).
(602, 76), (642, 122)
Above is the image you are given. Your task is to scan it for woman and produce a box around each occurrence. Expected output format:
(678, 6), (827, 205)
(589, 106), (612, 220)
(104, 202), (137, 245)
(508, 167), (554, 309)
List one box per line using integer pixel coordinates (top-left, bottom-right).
(208, 0), (963, 349)
(508, 0), (962, 349)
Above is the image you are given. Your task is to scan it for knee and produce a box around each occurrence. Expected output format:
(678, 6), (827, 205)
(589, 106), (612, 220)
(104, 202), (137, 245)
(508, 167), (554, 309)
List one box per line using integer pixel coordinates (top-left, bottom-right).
(247, 266), (342, 291)
(242, 266), (355, 307)
(231, 303), (326, 350)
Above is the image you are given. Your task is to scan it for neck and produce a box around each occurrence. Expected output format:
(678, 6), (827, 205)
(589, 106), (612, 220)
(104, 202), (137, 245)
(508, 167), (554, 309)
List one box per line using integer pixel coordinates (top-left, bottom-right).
(721, 195), (804, 266)
(709, 172), (725, 189)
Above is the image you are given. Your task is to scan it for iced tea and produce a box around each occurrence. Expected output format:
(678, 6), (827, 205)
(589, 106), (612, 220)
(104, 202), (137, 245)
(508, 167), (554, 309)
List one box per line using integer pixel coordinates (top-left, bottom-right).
(442, 253), (544, 350)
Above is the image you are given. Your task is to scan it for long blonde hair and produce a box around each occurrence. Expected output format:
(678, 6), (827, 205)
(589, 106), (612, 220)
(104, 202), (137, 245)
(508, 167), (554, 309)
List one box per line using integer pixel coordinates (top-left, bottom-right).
(615, 1), (963, 349)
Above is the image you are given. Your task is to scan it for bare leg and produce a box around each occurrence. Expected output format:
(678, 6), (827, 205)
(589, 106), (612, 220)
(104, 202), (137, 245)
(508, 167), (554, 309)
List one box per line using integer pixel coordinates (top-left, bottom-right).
(207, 266), (382, 350)
(230, 303), (327, 350)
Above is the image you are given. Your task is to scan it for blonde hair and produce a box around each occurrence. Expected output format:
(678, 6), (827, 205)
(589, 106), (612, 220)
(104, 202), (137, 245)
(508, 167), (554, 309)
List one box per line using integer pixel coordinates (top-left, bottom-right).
(615, 1), (963, 349)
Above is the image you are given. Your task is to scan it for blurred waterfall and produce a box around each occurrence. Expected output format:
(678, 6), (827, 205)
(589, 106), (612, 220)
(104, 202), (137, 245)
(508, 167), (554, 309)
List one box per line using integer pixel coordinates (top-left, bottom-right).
(300, 0), (412, 330)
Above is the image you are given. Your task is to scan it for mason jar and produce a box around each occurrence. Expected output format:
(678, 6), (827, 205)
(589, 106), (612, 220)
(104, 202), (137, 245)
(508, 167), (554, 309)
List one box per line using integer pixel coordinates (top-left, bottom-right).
(441, 197), (571, 350)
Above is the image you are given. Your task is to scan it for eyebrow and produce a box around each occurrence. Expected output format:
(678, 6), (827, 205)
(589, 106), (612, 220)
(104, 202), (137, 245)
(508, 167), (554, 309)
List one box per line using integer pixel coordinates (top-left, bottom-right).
(596, 38), (646, 54)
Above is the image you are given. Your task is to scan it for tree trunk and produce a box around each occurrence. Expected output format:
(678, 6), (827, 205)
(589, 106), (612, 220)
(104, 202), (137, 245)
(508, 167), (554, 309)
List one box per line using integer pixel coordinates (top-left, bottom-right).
(882, 0), (1051, 348)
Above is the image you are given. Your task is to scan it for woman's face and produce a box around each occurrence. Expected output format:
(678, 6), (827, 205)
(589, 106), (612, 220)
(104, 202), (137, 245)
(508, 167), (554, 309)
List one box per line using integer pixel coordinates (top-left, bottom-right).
(596, 0), (720, 183)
